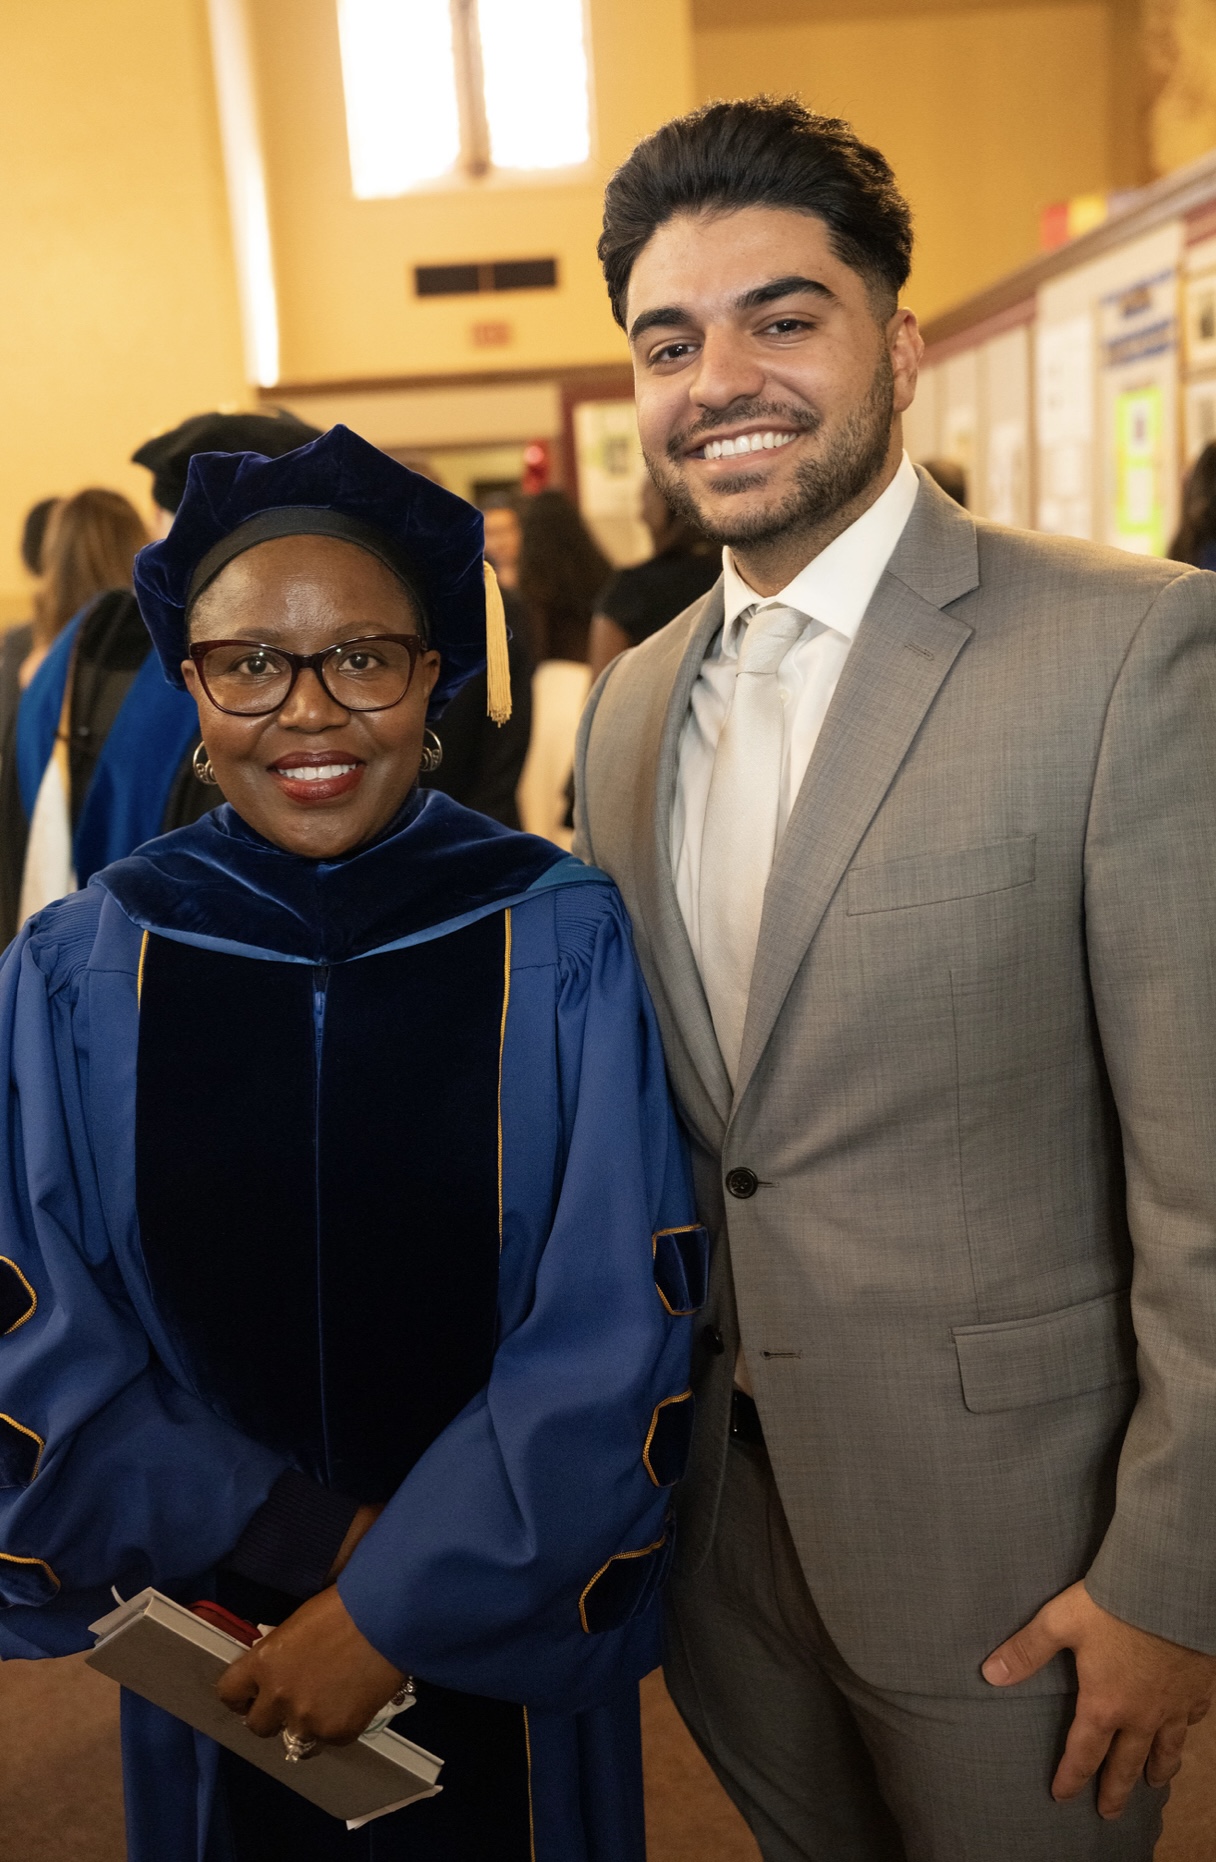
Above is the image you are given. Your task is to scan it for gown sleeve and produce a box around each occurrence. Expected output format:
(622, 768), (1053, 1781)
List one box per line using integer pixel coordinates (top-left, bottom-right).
(0, 896), (287, 1655)
(338, 884), (706, 1713)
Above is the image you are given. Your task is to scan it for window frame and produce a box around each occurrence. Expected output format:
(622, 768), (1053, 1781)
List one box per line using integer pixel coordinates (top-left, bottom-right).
(339, 0), (596, 200)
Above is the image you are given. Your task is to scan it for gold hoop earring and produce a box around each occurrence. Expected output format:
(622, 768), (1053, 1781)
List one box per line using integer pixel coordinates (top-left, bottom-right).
(419, 728), (444, 775)
(192, 741), (219, 786)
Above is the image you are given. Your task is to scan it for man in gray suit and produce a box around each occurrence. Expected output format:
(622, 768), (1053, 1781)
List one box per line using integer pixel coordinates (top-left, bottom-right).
(574, 98), (1216, 1859)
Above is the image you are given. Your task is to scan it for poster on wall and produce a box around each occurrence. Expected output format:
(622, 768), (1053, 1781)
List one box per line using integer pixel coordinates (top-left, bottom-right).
(1184, 376), (1216, 463)
(979, 323), (1031, 528)
(987, 418), (1027, 528)
(572, 400), (650, 565)
(1098, 268), (1178, 556)
(939, 348), (979, 503)
(1112, 384), (1167, 555)
(1185, 271), (1216, 371)
(1036, 314), (1094, 538)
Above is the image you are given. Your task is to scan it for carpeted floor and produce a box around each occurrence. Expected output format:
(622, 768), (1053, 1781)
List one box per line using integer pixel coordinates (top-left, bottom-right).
(0, 1655), (1212, 1859)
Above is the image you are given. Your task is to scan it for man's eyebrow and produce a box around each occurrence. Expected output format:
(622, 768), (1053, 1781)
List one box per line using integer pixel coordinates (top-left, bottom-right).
(735, 274), (836, 312)
(628, 275), (837, 342)
(628, 305), (690, 342)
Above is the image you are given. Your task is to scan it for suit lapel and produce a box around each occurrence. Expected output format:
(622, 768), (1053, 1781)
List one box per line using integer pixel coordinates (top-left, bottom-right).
(732, 481), (979, 1106)
(628, 584), (734, 1142)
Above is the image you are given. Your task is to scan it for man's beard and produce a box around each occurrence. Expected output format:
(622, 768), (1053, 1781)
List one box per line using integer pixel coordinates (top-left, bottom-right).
(647, 350), (895, 549)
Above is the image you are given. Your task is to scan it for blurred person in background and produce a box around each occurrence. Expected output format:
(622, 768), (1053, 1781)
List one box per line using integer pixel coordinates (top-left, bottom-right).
(0, 412), (322, 947)
(589, 477), (720, 680)
(1169, 441), (1216, 569)
(19, 497), (59, 585)
(383, 477), (534, 830)
(427, 631), (533, 828)
(134, 408), (323, 535)
(24, 488), (146, 689)
(482, 494), (523, 590)
(518, 488), (611, 665)
(515, 490), (611, 846)
(919, 456), (968, 507)
(0, 488), (149, 940)
(0, 497), (60, 789)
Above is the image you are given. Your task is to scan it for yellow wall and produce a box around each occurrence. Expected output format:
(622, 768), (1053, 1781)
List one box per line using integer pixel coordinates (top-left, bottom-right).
(0, 0), (248, 619)
(0, 0), (1134, 619)
(1146, 0), (1216, 176)
(694, 2), (1114, 324)
(249, 0), (695, 386)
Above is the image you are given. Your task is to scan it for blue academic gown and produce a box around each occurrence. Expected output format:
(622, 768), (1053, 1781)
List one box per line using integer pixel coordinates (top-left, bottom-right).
(16, 604), (199, 883)
(0, 791), (706, 1862)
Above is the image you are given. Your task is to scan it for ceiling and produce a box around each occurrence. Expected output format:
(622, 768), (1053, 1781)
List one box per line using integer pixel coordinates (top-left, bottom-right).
(693, 0), (1101, 26)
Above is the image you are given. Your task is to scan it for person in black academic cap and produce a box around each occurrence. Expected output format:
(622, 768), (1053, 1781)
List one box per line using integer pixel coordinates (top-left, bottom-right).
(0, 411), (323, 947)
(0, 423), (701, 1862)
(133, 409), (326, 529)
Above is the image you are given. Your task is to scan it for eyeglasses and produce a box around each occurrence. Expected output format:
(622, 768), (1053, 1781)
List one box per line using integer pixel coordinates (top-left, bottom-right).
(188, 634), (427, 717)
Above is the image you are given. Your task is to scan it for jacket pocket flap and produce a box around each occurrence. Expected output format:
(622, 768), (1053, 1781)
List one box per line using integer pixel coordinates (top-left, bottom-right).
(846, 836), (1035, 915)
(953, 1289), (1136, 1414)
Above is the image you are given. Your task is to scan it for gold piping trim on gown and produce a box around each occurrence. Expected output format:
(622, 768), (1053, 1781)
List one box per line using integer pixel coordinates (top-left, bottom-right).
(523, 1705), (537, 1862)
(651, 1225), (704, 1316)
(578, 1531), (668, 1635)
(0, 1550), (59, 1591)
(136, 929), (149, 1005)
(641, 1389), (694, 1487)
(0, 1411), (45, 1481)
(498, 909), (512, 1251)
(0, 1258), (37, 1335)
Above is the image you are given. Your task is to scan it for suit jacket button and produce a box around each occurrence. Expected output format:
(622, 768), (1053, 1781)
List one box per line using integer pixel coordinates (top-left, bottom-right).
(703, 1326), (725, 1355)
(725, 1167), (758, 1199)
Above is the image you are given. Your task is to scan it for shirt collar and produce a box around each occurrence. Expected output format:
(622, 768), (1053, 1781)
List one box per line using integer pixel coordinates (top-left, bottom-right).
(719, 452), (922, 652)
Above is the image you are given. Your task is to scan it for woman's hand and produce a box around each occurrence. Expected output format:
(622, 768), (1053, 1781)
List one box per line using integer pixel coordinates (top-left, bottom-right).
(215, 1586), (405, 1746)
(326, 1501), (384, 1582)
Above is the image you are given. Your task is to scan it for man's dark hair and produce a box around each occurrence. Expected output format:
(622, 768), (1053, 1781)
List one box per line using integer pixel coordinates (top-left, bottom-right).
(599, 97), (913, 328)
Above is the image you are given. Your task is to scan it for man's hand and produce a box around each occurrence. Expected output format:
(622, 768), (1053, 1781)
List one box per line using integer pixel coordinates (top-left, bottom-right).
(216, 1585), (405, 1746)
(983, 1581), (1215, 1818)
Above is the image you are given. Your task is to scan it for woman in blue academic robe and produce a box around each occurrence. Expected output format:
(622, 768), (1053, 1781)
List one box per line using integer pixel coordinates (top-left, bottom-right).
(0, 426), (706, 1862)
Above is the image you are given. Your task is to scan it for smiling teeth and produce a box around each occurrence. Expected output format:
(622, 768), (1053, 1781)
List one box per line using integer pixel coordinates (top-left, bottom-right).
(279, 763), (356, 782)
(702, 431), (796, 460)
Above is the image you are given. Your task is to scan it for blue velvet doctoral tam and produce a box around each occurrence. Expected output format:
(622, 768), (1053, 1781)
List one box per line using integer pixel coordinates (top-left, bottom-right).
(0, 791), (706, 1862)
(134, 424), (489, 716)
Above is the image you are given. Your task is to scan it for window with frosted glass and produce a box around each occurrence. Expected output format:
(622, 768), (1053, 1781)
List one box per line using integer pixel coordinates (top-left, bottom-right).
(337, 0), (591, 198)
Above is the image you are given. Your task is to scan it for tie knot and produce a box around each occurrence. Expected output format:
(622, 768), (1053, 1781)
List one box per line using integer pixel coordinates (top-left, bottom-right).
(736, 604), (807, 676)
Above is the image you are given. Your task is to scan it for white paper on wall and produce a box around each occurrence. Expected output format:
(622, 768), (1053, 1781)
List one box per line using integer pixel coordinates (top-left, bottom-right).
(1036, 314), (1094, 538)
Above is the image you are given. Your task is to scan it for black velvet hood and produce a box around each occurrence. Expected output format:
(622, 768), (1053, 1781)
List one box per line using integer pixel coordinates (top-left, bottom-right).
(93, 789), (566, 966)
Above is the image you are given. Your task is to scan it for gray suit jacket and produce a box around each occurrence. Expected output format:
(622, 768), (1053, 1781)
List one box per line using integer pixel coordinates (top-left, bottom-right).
(574, 471), (1216, 1697)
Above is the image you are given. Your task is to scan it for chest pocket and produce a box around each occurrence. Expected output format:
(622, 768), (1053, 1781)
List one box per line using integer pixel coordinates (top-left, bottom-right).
(846, 835), (1036, 916)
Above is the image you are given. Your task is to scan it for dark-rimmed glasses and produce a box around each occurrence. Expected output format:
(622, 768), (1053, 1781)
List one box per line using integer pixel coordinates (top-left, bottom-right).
(188, 634), (427, 717)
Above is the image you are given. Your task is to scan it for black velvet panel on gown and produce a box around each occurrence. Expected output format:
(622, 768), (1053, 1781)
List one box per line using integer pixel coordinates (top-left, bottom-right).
(136, 917), (534, 1861)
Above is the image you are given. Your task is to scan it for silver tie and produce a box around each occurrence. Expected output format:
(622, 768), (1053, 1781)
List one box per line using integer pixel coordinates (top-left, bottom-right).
(697, 605), (808, 1081)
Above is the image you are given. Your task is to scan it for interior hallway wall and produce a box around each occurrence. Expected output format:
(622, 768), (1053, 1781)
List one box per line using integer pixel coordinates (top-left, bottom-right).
(1145, 0), (1216, 175)
(693, 1), (1115, 324)
(0, 0), (249, 620)
(247, 0), (695, 387)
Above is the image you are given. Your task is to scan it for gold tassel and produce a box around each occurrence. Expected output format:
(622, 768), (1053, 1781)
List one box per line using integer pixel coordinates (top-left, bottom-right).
(483, 560), (512, 725)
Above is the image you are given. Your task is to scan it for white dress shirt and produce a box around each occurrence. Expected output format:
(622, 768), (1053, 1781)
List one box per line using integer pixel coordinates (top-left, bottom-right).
(672, 453), (921, 972)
